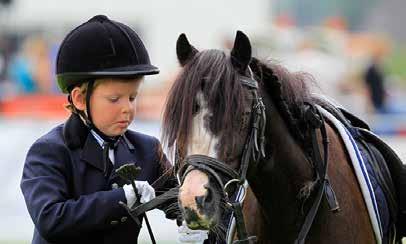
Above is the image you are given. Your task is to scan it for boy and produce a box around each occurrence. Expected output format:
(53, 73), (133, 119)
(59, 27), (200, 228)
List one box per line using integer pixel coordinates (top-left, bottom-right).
(20, 15), (176, 244)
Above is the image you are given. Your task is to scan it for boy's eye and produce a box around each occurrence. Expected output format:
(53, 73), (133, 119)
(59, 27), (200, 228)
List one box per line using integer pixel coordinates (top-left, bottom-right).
(129, 96), (136, 102)
(108, 97), (119, 103)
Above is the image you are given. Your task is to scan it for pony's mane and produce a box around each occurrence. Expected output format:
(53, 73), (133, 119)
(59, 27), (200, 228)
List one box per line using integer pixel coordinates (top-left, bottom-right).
(250, 58), (315, 140)
(162, 50), (315, 158)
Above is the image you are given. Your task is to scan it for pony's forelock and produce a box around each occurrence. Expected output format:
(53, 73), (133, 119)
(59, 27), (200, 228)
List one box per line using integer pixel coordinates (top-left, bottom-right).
(162, 49), (249, 160)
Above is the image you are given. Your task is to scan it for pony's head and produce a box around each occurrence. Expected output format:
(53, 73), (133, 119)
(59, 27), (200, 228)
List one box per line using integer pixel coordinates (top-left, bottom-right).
(162, 31), (260, 231)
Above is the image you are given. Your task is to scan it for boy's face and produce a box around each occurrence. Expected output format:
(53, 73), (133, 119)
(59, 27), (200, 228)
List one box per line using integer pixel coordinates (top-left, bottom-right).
(89, 78), (142, 137)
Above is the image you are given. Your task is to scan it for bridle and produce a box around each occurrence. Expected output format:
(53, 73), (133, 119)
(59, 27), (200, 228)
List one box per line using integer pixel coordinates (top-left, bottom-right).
(175, 70), (341, 244)
(176, 71), (267, 244)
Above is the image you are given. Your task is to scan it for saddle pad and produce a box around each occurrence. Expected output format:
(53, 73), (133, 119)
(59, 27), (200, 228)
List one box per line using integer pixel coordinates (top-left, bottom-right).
(318, 106), (384, 244)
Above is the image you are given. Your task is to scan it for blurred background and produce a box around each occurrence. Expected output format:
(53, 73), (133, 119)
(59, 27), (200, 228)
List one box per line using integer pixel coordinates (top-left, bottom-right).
(0, 0), (405, 243)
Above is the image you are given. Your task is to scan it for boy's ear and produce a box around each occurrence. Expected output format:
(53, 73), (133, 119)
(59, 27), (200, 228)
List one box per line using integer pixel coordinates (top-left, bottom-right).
(70, 87), (86, 111)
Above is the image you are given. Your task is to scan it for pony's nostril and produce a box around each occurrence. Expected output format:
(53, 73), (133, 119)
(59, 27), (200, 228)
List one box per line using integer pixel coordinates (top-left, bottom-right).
(195, 188), (214, 210)
(195, 195), (205, 209)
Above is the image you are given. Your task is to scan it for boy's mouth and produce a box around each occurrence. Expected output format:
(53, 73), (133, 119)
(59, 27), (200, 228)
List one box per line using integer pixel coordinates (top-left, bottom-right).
(117, 120), (130, 124)
(116, 121), (130, 127)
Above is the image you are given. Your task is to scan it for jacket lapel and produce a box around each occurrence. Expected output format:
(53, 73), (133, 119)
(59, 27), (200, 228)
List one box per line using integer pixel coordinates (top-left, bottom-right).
(63, 114), (104, 172)
(110, 135), (137, 182)
(80, 134), (105, 172)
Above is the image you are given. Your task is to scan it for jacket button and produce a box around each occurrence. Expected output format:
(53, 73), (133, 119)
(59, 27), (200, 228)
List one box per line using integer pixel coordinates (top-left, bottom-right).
(111, 183), (119, 189)
(110, 220), (119, 225)
(121, 216), (128, 223)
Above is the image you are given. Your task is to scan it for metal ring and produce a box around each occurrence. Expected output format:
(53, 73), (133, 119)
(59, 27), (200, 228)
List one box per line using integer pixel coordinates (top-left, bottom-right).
(226, 186), (247, 208)
(224, 179), (247, 205)
(224, 179), (241, 193)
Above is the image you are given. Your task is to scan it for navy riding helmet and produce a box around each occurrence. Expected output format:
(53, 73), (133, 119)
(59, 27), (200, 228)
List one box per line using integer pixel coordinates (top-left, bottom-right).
(56, 14), (159, 93)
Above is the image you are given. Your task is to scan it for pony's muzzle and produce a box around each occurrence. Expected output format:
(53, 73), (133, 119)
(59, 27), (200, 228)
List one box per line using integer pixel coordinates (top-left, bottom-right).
(184, 207), (199, 223)
(179, 170), (217, 229)
(183, 206), (214, 230)
(181, 189), (216, 230)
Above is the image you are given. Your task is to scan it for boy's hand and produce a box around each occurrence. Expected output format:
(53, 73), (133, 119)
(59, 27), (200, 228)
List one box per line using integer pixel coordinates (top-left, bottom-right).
(123, 181), (156, 207)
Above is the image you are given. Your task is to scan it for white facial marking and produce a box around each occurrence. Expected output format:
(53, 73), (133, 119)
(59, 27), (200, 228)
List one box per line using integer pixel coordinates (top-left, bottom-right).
(180, 92), (218, 214)
(187, 92), (219, 158)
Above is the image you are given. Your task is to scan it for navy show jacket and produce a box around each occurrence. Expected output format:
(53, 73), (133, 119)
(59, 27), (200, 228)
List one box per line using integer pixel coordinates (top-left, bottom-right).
(21, 113), (175, 244)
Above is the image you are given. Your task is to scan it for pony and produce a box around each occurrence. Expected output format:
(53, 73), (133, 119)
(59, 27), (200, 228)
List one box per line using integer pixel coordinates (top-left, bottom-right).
(161, 31), (393, 243)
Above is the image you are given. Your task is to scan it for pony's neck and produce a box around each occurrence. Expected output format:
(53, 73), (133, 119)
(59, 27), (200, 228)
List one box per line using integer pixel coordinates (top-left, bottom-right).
(247, 92), (313, 241)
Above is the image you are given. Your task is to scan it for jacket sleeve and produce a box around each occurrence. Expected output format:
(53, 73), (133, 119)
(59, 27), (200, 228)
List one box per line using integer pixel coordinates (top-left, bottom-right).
(152, 138), (178, 193)
(151, 138), (179, 220)
(20, 138), (128, 241)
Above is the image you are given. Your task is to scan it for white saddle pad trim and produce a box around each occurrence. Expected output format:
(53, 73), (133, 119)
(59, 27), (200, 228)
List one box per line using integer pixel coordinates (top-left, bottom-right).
(318, 105), (382, 244)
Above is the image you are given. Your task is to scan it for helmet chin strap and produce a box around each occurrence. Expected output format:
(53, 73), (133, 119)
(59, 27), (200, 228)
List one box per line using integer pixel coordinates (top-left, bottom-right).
(84, 80), (120, 144)
(83, 79), (121, 176)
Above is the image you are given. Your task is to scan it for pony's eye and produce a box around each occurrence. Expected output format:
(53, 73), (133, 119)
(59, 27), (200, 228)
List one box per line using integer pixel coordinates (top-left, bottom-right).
(193, 103), (200, 114)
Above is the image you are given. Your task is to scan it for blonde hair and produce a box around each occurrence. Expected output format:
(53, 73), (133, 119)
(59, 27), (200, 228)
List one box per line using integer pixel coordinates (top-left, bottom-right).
(65, 80), (102, 114)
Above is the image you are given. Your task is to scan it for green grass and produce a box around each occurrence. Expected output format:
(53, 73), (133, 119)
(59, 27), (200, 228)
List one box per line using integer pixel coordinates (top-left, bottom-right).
(385, 46), (406, 84)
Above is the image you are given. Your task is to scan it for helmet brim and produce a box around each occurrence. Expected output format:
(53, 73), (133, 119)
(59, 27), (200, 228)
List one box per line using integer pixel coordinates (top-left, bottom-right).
(57, 64), (159, 93)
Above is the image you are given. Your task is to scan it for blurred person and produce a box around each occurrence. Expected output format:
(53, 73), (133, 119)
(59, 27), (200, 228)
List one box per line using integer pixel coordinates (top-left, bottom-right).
(8, 41), (37, 93)
(29, 37), (53, 93)
(20, 15), (177, 244)
(8, 36), (55, 94)
(0, 39), (6, 98)
(363, 54), (387, 113)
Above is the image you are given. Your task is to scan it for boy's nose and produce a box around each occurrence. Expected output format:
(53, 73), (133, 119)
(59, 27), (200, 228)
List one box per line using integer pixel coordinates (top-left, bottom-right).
(122, 100), (135, 113)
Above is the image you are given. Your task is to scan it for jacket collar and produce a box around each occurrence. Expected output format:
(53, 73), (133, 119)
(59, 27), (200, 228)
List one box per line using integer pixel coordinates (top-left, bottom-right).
(63, 113), (135, 150)
(63, 113), (89, 149)
(63, 113), (136, 172)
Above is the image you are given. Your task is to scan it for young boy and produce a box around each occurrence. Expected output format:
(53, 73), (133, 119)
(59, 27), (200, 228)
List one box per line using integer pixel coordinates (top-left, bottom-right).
(20, 15), (176, 244)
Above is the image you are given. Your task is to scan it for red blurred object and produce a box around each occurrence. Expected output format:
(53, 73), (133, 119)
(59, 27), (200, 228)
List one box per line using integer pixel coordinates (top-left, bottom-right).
(324, 16), (348, 31)
(0, 92), (168, 121)
(398, 129), (406, 137)
(274, 14), (296, 28)
(0, 94), (70, 119)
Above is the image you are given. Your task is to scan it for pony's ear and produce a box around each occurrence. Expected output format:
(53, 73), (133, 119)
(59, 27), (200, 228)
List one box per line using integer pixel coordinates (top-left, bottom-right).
(230, 31), (252, 72)
(176, 33), (198, 66)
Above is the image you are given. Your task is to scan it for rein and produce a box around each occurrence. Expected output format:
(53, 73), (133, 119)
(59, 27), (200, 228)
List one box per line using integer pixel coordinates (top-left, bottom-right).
(294, 103), (340, 244)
